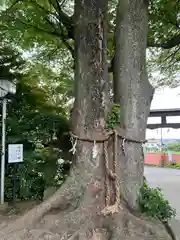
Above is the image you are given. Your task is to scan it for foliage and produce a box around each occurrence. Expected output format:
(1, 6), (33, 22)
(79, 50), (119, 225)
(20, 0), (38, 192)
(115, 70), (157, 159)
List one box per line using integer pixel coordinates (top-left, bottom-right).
(139, 183), (176, 222)
(167, 142), (180, 152)
(0, 42), (25, 81)
(165, 163), (180, 169)
(147, 0), (180, 86)
(0, 40), (71, 145)
(0, 0), (179, 88)
(106, 104), (120, 130)
(0, 43), (72, 201)
(5, 79), (69, 145)
(0, 0), (74, 71)
(5, 147), (70, 201)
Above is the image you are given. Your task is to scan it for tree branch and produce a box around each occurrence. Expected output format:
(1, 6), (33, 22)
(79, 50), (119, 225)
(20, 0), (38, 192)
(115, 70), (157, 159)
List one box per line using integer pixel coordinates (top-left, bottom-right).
(58, 23), (74, 57)
(5, 0), (75, 57)
(47, 0), (75, 56)
(18, 18), (74, 57)
(29, 0), (69, 36)
(108, 34), (180, 72)
(48, 0), (74, 39)
(6, 0), (23, 10)
(30, 0), (57, 17)
(167, 19), (180, 30)
(18, 19), (62, 38)
(7, 0), (74, 39)
(164, 46), (180, 63)
(148, 33), (180, 49)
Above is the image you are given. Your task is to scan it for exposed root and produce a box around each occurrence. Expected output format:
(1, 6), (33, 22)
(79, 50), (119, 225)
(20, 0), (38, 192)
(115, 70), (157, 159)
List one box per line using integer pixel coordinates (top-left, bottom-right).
(109, 208), (173, 240)
(60, 231), (79, 240)
(163, 222), (177, 240)
(1, 198), (63, 235)
(0, 203), (175, 240)
(0, 163), (176, 240)
(0, 168), (90, 236)
(67, 231), (79, 240)
(88, 228), (109, 240)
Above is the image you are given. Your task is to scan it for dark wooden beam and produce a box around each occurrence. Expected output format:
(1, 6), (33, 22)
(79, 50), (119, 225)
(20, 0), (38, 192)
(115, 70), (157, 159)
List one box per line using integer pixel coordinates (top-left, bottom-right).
(149, 108), (180, 117)
(161, 116), (166, 125)
(147, 123), (180, 129)
(147, 109), (180, 129)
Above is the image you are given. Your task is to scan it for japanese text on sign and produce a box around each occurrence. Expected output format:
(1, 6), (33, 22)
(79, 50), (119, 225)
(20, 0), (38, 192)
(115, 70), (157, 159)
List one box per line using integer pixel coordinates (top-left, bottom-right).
(8, 144), (23, 163)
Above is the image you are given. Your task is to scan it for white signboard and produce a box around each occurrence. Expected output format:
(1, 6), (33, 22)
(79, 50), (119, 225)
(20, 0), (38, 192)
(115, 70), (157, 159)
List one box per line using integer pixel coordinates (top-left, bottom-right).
(8, 144), (23, 163)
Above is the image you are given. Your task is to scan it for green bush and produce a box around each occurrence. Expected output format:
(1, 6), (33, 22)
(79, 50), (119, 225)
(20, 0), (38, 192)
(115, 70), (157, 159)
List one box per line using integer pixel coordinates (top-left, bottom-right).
(166, 163), (180, 169)
(107, 104), (120, 130)
(5, 147), (70, 201)
(139, 183), (176, 222)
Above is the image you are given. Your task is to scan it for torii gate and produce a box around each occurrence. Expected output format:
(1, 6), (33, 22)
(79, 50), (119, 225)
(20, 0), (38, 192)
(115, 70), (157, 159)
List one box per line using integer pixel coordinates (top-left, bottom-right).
(146, 108), (180, 165)
(148, 108), (180, 129)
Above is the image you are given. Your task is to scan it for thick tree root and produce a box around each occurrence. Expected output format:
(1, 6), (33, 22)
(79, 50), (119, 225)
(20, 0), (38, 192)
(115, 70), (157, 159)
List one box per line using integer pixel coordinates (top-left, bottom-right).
(0, 206), (175, 240)
(0, 168), (91, 237)
(67, 231), (79, 240)
(0, 172), (176, 240)
(163, 222), (177, 240)
(0, 194), (67, 235)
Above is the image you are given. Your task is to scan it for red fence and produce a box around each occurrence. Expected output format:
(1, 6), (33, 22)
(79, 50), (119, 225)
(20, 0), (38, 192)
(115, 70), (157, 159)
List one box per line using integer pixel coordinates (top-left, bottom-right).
(144, 153), (180, 166)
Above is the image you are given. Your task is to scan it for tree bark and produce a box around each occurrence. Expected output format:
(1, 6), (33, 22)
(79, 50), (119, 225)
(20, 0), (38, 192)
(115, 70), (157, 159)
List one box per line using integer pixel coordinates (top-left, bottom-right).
(72, 0), (109, 131)
(113, 0), (154, 209)
(70, 0), (110, 213)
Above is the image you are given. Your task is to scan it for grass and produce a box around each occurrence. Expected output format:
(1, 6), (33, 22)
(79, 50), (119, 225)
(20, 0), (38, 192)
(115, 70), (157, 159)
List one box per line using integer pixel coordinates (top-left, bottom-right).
(145, 163), (180, 170)
(148, 151), (180, 155)
(165, 163), (180, 169)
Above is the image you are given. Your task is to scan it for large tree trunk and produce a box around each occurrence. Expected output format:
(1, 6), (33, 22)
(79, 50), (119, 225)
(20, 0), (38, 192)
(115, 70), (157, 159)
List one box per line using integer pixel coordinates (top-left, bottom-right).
(0, 0), (174, 239)
(113, 0), (154, 209)
(69, 0), (110, 215)
(72, 0), (109, 146)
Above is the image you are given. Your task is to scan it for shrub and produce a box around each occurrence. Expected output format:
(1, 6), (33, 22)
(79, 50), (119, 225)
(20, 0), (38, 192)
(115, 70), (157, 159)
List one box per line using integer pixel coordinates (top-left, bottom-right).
(107, 104), (120, 130)
(166, 163), (180, 169)
(139, 183), (176, 222)
(5, 147), (70, 201)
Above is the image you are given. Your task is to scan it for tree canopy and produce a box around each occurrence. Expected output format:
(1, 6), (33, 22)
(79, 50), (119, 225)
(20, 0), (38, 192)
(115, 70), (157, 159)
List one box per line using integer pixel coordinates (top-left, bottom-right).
(0, 0), (179, 86)
(0, 39), (71, 201)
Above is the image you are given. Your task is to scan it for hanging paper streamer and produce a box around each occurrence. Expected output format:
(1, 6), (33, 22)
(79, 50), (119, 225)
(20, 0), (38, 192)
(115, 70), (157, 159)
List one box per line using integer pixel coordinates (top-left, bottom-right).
(92, 141), (99, 159)
(69, 136), (77, 155)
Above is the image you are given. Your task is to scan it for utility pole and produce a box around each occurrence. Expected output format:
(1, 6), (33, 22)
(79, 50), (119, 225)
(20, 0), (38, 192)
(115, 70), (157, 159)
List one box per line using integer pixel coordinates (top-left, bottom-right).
(160, 128), (164, 166)
(0, 80), (16, 205)
(160, 127), (163, 151)
(1, 98), (6, 204)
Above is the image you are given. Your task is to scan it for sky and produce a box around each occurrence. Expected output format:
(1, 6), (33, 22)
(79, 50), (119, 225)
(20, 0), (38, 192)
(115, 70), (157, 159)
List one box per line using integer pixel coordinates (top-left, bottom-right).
(146, 86), (180, 139)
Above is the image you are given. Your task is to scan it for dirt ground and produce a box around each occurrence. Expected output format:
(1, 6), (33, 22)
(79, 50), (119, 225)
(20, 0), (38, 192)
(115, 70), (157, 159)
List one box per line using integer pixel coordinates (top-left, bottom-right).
(0, 201), (39, 230)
